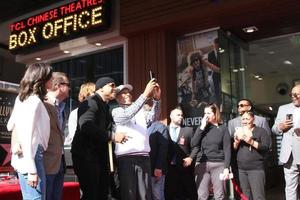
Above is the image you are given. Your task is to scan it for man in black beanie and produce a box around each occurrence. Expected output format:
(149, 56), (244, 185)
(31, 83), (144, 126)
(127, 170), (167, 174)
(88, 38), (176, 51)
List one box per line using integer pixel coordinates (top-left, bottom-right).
(71, 77), (128, 200)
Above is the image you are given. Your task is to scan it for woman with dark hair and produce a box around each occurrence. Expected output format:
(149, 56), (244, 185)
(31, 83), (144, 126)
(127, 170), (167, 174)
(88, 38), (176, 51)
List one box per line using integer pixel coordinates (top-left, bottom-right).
(233, 111), (270, 200)
(191, 103), (231, 200)
(7, 62), (53, 200)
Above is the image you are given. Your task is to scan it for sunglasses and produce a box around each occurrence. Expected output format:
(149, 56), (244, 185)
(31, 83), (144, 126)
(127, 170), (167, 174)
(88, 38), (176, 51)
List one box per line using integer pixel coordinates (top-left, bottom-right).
(60, 82), (70, 87)
(238, 104), (250, 108)
(290, 93), (300, 98)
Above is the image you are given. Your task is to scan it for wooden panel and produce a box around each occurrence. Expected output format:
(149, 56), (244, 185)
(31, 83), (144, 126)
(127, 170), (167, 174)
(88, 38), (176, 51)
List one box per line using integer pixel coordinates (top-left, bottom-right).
(121, 0), (300, 40)
(127, 30), (177, 121)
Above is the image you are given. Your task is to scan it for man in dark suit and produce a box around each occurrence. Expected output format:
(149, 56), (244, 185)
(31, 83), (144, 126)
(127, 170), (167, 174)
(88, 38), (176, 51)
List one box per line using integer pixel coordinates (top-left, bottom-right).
(148, 121), (169, 200)
(44, 72), (69, 200)
(71, 77), (127, 200)
(165, 107), (198, 200)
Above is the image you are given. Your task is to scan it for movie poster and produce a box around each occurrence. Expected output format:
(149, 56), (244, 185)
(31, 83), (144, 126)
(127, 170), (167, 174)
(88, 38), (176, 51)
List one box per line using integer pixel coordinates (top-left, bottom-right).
(176, 29), (220, 128)
(0, 90), (17, 172)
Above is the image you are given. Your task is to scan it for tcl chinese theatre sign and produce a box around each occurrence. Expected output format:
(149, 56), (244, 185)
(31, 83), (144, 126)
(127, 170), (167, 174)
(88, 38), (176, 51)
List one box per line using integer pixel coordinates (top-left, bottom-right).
(9, 0), (111, 53)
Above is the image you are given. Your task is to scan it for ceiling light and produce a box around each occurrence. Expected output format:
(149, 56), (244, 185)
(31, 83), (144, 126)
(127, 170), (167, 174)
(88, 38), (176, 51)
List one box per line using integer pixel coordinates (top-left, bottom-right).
(218, 48), (225, 53)
(239, 67), (245, 71)
(95, 42), (102, 46)
(254, 75), (260, 78)
(63, 50), (70, 54)
(242, 26), (258, 33)
(268, 51), (275, 54)
(258, 77), (263, 81)
(269, 106), (273, 111)
(232, 69), (239, 73)
(283, 60), (292, 65)
(35, 57), (42, 61)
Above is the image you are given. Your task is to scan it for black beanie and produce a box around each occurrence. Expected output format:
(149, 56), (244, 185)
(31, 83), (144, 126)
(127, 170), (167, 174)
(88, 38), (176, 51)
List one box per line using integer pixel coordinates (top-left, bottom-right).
(95, 77), (115, 90)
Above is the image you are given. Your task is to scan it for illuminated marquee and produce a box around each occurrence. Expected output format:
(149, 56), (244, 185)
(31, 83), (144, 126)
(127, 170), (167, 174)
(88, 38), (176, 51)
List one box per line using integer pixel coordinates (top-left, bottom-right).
(9, 0), (111, 53)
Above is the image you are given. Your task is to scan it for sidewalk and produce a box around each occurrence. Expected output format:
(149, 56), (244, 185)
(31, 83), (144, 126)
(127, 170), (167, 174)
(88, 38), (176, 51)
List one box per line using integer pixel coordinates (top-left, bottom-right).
(266, 185), (285, 200)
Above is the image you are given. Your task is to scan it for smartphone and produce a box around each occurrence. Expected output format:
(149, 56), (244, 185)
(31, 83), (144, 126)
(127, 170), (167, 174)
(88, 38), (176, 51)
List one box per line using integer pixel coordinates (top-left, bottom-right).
(149, 70), (156, 81)
(286, 114), (293, 121)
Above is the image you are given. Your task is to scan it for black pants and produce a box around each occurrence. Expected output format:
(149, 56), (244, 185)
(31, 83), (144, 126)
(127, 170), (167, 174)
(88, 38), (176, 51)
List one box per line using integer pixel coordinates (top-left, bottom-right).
(117, 155), (152, 200)
(72, 154), (109, 200)
(165, 165), (197, 200)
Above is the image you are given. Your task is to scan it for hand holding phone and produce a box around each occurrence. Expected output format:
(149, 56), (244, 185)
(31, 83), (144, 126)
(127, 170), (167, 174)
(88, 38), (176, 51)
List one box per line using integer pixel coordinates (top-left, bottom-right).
(286, 114), (293, 121)
(149, 70), (157, 81)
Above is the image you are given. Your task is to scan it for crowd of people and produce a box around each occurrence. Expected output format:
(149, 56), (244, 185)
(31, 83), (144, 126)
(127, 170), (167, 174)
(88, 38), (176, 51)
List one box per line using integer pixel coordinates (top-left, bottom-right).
(7, 62), (300, 200)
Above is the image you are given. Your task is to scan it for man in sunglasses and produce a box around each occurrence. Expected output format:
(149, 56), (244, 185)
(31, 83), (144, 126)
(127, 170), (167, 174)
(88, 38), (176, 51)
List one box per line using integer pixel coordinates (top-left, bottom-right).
(227, 98), (271, 200)
(272, 84), (300, 200)
(228, 99), (271, 137)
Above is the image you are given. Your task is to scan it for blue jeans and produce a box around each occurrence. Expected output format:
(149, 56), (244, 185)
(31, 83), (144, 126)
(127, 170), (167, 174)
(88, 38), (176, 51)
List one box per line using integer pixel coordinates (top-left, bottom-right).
(46, 157), (64, 200)
(18, 145), (46, 200)
(151, 175), (165, 200)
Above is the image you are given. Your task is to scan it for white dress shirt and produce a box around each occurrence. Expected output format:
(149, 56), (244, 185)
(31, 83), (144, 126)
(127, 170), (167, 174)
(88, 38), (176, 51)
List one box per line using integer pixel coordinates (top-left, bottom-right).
(7, 95), (50, 174)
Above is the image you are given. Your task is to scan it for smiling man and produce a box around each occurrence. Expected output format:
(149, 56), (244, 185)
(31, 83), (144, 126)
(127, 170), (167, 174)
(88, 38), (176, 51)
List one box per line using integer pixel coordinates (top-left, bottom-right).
(272, 84), (300, 200)
(228, 99), (271, 137)
(71, 77), (127, 200)
(112, 79), (161, 200)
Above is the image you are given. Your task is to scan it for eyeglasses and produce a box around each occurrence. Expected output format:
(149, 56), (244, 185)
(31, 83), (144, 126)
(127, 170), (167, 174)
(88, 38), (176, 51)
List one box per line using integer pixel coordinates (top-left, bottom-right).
(290, 93), (300, 98)
(60, 82), (70, 87)
(238, 104), (250, 108)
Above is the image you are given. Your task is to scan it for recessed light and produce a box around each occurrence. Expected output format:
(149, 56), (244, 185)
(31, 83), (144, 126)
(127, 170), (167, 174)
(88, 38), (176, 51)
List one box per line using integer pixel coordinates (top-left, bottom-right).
(95, 43), (102, 46)
(268, 51), (275, 54)
(254, 75), (260, 78)
(242, 26), (258, 33)
(232, 69), (239, 73)
(239, 67), (245, 71)
(258, 77), (263, 81)
(283, 60), (292, 65)
(63, 50), (70, 54)
(269, 106), (273, 111)
(35, 57), (42, 61)
(218, 48), (225, 53)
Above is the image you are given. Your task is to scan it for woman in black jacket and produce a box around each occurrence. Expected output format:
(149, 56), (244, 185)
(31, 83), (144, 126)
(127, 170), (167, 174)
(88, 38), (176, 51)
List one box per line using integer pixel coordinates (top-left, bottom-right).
(233, 111), (270, 200)
(191, 103), (231, 200)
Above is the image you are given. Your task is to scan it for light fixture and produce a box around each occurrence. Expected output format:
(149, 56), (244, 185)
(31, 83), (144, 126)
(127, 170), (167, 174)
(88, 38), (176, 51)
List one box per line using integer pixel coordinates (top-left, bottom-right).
(268, 51), (275, 55)
(242, 26), (258, 33)
(239, 67), (245, 71)
(258, 77), (263, 81)
(254, 75), (260, 78)
(95, 42), (102, 46)
(218, 48), (225, 53)
(63, 50), (70, 54)
(35, 57), (42, 61)
(269, 106), (273, 111)
(283, 60), (292, 65)
(232, 69), (239, 73)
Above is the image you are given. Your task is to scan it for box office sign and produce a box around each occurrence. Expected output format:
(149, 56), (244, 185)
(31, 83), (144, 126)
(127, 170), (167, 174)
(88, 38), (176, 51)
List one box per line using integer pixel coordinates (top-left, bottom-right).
(0, 91), (16, 172)
(9, 0), (111, 54)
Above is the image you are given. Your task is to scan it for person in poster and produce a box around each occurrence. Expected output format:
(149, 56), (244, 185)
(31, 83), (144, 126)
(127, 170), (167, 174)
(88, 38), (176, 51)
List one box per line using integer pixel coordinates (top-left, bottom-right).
(177, 30), (220, 128)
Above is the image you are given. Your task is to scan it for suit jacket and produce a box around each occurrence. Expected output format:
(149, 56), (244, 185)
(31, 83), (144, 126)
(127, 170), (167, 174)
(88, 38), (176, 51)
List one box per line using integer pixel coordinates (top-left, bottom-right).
(228, 115), (271, 137)
(43, 98), (64, 174)
(272, 103), (300, 164)
(168, 126), (197, 170)
(148, 121), (169, 175)
(71, 93), (113, 164)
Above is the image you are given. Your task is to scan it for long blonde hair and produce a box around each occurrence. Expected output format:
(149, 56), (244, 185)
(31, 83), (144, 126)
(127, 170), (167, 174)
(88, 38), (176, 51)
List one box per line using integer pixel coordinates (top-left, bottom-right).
(78, 82), (96, 102)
